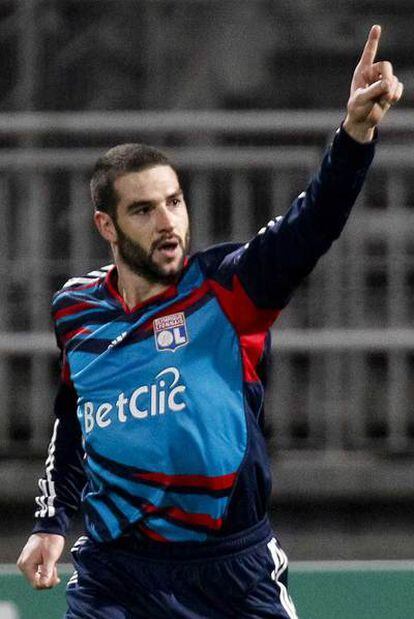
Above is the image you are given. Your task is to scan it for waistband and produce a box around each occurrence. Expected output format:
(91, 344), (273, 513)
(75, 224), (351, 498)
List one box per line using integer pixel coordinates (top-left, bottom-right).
(106, 517), (272, 561)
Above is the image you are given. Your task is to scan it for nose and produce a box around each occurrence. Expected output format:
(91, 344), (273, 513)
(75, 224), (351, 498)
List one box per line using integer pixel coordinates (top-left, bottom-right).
(155, 205), (174, 232)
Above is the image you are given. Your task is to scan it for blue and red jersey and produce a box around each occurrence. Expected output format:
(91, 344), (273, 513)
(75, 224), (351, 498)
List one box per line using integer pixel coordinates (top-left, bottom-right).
(33, 127), (375, 544)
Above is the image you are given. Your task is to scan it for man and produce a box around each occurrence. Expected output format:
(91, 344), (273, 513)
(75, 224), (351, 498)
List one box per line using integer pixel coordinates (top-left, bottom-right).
(18, 25), (402, 618)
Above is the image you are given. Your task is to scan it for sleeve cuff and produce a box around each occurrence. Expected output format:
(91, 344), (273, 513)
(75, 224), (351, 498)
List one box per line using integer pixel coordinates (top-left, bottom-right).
(332, 123), (377, 169)
(32, 512), (71, 537)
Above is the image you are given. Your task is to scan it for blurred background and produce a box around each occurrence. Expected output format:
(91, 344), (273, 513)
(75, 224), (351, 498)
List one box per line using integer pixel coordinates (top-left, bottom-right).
(0, 0), (414, 567)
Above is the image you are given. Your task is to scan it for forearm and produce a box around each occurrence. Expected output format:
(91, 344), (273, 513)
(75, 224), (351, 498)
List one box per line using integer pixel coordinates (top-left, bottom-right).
(33, 382), (86, 537)
(309, 124), (375, 238)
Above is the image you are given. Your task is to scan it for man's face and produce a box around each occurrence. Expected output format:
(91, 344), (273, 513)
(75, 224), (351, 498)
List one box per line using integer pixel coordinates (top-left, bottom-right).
(112, 165), (190, 284)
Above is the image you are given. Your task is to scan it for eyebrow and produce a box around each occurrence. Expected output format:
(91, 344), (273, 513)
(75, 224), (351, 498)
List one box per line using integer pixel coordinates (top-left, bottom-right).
(126, 200), (153, 212)
(125, 189), (183, 213)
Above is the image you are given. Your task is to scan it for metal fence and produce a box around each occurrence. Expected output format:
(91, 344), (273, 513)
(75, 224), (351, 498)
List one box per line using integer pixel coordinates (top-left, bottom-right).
(1, 110), (413, 502)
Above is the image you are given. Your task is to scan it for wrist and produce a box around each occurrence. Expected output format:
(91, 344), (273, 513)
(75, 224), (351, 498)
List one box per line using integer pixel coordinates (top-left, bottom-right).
(342, 116), (375, 143)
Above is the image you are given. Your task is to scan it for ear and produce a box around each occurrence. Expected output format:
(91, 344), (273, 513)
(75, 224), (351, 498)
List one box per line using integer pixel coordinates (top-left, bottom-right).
(94, 211), (117, 243)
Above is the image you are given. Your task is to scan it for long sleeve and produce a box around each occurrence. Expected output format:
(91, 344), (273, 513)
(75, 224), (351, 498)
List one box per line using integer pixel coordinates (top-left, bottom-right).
(32, 364), (86, 537)
(216, 126), (376, 311)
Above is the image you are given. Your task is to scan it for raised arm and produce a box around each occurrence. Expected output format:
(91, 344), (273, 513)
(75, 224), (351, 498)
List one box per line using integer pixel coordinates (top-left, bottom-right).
(219, 25), (402, 312)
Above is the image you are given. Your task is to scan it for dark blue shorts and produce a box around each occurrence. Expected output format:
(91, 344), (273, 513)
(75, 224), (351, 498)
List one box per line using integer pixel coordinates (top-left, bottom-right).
(65, 518), (298, 618)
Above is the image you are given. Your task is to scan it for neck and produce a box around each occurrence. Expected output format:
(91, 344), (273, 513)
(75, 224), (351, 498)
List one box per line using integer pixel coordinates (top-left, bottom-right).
(115, 261), (170, 310)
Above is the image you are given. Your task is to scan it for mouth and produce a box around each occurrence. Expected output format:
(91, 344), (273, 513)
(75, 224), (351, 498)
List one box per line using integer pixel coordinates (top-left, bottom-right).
(154, 237), (181, 260)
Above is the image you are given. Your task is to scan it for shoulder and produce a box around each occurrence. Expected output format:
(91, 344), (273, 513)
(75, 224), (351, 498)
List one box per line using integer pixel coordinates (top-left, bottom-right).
(192, 216), (286, 277)
(192, 242), (244, 282)
(52, 264), (113, 313)
(59, 264), (113, 293)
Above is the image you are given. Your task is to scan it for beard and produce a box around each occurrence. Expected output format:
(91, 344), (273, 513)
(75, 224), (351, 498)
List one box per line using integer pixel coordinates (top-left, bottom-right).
(114, 221), (190, 285)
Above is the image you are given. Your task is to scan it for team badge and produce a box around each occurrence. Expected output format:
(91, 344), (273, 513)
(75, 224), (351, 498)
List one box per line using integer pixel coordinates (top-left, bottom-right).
(153, 312), (189, 352)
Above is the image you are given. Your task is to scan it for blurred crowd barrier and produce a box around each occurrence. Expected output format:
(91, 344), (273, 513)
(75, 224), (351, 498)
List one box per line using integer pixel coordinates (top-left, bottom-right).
(1, 0), (414, 113)
(0, 109), (413, 505)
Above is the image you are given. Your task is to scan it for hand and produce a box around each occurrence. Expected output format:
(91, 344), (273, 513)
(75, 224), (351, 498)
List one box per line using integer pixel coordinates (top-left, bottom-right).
(17, 533), (65, 589)
(343, 25), (403, 143)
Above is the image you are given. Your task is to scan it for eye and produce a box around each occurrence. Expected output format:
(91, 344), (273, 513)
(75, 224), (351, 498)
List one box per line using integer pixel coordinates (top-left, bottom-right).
(132, 205), (152, 216)
(170, 197), (182, 207)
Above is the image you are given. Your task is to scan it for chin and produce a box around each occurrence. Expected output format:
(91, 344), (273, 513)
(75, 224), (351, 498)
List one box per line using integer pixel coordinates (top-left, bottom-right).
(161, 265), (182, 279)
(158, 257), (184, 277)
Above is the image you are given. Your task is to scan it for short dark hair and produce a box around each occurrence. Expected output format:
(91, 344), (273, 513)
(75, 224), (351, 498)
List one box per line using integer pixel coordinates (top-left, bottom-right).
(90, 143), (173, 218)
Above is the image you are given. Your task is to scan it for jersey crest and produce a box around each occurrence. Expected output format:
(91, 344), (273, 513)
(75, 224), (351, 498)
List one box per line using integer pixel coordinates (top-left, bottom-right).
(153, 312), (189, 352)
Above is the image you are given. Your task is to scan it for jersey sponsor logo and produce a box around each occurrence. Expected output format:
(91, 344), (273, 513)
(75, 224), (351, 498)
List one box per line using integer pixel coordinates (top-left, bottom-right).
(153, 312), (189, 352)
(79, 367), (187, 434)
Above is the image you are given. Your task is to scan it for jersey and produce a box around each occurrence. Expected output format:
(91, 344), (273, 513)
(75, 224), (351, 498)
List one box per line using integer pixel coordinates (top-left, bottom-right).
(33, 127), (375, 545)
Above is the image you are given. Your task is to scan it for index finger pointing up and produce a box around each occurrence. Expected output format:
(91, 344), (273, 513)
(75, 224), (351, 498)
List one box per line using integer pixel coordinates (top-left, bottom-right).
(359, 24), (382, 66)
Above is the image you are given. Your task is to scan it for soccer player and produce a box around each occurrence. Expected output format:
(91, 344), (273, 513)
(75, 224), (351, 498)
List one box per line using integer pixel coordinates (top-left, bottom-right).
(17, 25), (402, 618)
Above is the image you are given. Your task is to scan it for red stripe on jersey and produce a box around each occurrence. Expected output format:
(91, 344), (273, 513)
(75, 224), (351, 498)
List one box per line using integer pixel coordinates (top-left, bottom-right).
(134, 470), (236, 491)
(137, 522), (169, 543)
(209, 275), (280, 381)
(142, 503), (223, 531)
(61, 326), (91, 343)
(239, 332), (269, 382)
(165, 507), (222, 530)
(59, 346), (77, 387)
(61, 354), (71, 384)
(141, 503), (158, 515)
(54, 301), (99, 321)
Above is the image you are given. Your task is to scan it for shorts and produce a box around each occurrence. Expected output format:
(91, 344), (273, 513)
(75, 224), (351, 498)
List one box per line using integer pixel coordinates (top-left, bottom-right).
(65, 518), (298, 618)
